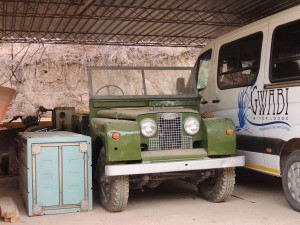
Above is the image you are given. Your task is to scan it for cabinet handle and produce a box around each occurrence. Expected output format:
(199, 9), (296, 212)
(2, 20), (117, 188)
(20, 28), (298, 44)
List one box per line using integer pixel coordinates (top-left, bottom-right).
(212, 99), (220, 103)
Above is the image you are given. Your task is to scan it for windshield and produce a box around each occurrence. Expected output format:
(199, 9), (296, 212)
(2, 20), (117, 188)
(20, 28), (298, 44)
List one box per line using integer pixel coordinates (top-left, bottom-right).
(88, 67), (196, 99)
(196, 49), (212, 90)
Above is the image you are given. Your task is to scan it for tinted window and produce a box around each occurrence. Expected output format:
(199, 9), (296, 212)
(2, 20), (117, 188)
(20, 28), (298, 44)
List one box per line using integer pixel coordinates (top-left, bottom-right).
(218, 32), (263, 90)
(196, 49), (212, 90)
(271, 20), (300, 82)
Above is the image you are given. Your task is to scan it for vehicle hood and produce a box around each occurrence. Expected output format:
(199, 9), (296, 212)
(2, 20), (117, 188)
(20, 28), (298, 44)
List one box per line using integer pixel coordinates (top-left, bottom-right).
(96, 107), (198, 120)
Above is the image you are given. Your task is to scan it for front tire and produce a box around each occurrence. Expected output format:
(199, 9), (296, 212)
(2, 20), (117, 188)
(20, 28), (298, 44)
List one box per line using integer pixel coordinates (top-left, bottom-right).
(198, 168), (235, 202)
(97, 147), (129, 212)
(282, 150), (300, 212)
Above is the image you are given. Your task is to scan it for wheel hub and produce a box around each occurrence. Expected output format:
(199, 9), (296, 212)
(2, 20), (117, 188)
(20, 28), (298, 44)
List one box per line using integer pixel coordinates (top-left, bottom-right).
(287, 162), (300, 203)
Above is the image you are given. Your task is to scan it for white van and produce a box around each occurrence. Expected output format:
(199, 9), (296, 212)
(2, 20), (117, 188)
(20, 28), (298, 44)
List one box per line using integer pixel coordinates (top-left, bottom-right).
(194, 5), (300, 211)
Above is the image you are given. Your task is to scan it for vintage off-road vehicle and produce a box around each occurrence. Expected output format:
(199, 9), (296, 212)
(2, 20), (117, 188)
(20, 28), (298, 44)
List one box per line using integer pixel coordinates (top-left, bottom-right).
(73, 66), (245, 212)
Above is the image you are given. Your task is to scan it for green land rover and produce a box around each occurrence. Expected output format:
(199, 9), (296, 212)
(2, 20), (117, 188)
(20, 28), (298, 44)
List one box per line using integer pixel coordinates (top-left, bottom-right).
(74, 66), (244, 212)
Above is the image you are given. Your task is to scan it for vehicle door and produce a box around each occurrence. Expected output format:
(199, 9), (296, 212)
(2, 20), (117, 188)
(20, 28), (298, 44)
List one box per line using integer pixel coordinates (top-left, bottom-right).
(209, 25), (268, 170)
(262, 15), (300, 175)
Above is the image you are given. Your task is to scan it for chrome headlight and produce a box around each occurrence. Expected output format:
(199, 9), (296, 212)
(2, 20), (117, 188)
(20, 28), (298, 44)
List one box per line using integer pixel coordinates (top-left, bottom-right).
(140, 118), (157, 137)
(184, 117), (200, 135)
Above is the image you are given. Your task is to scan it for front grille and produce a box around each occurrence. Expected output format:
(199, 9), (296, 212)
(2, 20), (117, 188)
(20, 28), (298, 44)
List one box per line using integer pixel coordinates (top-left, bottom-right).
(149, 113), (192, 150)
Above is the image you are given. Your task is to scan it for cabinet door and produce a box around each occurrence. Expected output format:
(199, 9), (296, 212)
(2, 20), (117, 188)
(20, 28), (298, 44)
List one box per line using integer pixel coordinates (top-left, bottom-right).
(36, 146), (59, 206)
(62, 145), (85, 205)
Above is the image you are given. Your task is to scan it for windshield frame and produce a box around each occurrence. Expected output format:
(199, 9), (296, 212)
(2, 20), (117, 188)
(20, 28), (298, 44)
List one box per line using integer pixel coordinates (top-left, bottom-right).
(195, 49), (212, 91)
(88, 66), (197, 100)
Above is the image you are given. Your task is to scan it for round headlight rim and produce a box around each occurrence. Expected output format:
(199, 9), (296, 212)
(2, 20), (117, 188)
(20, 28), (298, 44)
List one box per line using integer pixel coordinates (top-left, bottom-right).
(140, 118), (157, 137)
(184, 116), (200, 135)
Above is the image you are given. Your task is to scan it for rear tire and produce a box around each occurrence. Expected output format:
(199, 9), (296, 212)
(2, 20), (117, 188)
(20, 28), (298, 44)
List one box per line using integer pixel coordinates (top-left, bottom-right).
(97, 147), (129, 212)
(282, 150), (300, 212)
(198, 168), (235, 202)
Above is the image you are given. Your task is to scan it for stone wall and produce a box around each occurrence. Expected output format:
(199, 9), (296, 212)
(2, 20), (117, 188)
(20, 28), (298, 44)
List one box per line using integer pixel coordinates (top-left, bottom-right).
(0, 44), (200, 120)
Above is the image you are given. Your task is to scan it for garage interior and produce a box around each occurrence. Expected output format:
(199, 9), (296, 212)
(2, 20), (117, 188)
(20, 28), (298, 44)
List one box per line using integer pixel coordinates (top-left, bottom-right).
(0, 0), (297, 118)
(0, 0), (300, 224)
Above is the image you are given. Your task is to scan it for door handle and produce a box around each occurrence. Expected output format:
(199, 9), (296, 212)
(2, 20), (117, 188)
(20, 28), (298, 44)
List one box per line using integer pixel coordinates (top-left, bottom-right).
(201, 100), (208, 105)
(212, 99), (220, 103)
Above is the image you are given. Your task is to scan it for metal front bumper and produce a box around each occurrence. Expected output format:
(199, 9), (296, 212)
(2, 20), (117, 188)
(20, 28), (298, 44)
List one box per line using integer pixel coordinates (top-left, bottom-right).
(105, 156), (245, 176)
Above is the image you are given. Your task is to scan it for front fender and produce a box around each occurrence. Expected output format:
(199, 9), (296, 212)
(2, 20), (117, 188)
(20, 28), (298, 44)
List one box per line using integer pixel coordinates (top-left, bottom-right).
(201, 118), (236, 156)
(91, 118), (141, 162)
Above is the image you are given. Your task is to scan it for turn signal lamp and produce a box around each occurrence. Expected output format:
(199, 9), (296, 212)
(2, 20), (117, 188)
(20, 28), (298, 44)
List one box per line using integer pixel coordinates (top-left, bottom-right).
(266, 148), (272, 153)
(226, 128), (234, 135)
(112, 132), (120, 140)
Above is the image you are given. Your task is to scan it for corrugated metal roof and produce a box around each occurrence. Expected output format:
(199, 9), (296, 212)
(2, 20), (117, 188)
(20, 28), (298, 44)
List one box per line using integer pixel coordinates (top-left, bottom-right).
(0, 0), (299, 47)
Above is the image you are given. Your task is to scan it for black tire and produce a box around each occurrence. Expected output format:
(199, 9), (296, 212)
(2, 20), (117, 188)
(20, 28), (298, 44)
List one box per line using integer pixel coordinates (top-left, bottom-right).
(282, 150), (300, 212)
(198, 168), (235, 202)
(97, 147), (129, 212)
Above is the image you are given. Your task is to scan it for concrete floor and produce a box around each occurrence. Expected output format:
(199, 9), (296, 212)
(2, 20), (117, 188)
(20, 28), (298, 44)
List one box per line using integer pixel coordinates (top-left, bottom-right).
(1, 168), (300, 225)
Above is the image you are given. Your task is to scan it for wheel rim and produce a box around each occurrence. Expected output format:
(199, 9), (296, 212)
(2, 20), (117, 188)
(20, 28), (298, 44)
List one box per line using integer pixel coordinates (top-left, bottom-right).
(287, 162), (300, 203)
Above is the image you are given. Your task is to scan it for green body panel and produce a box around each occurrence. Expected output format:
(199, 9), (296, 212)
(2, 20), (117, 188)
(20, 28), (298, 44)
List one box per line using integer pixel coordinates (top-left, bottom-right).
(93, 101), (147, 108)
(148, 100), (198, 108)
(97, 107), (198, 120)
(85, 95), (236, 162)
(91, 118), (141, 162)
(89, 98), (199, 119)
(201, 118), (236, 156)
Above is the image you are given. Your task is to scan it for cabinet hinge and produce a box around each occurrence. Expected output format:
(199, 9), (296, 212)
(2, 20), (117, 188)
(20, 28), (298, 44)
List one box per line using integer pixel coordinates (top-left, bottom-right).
(80, 142), (88, 153)
(32, 144), (41, 155)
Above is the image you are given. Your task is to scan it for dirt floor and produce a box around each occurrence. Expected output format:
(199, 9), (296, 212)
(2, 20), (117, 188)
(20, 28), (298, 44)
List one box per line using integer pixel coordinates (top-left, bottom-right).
(1, 168), (300, 225)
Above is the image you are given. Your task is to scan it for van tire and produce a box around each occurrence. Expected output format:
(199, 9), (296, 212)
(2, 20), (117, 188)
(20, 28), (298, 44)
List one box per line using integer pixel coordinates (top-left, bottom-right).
(198, 168), (235, 202)
(97, 147), (129, 212)
(282, 150), (300, 212)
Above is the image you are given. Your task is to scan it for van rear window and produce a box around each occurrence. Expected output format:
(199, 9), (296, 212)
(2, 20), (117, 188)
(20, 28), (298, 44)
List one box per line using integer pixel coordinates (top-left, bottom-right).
(217, 32), (262, 90)
(271, 20), (300, 82)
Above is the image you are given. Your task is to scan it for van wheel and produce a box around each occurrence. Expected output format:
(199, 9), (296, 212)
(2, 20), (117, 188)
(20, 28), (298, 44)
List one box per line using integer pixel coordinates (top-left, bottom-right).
(198, 168), (235, 202)
(97, 147), (129, 212)
(282, 150), (300, 211)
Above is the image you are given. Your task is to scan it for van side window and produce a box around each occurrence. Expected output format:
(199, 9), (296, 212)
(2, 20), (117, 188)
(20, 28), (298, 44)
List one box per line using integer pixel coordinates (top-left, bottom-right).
(217, 32), (263, 90)
(196, 49), (212, 90)
(271, 20), (300, 82)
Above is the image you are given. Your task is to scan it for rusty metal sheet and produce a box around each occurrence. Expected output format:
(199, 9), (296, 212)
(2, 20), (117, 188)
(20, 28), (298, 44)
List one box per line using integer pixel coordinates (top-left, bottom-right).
(0, 86), (16, 120)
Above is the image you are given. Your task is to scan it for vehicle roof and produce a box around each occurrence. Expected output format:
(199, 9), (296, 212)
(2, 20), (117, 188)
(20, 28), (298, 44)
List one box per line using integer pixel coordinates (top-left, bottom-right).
(201, 4), (300, 52)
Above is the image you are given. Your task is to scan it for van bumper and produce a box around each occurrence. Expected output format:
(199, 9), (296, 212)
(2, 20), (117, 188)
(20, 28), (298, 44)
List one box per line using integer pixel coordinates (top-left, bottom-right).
(105, 156), (245, 176)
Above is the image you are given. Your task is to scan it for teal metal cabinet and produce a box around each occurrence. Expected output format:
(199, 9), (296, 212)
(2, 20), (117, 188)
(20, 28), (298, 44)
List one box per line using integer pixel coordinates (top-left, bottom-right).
(18, 131), (92, 216)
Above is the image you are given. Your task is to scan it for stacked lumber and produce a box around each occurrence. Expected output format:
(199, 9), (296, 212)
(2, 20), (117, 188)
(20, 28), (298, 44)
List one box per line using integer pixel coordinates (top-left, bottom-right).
(0, 197), (20, 223)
